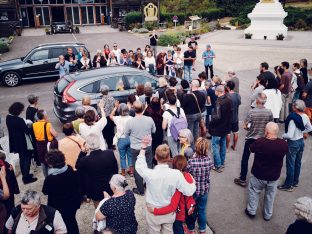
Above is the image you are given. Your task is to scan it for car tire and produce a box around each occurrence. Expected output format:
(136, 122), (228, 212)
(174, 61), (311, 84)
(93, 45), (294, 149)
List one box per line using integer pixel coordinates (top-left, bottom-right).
(3, 71), (21, 87)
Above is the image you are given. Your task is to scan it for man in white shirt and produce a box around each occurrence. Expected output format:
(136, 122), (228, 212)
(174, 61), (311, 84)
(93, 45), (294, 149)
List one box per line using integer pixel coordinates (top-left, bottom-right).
(111, 42), (121, 64)
(6, 190), (67, 234)
(136, 136), (196, 234)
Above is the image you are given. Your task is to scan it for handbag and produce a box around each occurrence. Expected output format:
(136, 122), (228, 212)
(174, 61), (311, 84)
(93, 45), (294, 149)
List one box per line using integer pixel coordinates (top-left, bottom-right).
(191, 93), (207, 137)
(44, 122), (58, 150)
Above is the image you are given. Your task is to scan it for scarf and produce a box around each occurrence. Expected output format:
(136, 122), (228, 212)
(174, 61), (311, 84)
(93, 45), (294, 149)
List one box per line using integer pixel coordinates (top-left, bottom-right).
(48, 165), (68, 176)
(285, 112), (305, 133)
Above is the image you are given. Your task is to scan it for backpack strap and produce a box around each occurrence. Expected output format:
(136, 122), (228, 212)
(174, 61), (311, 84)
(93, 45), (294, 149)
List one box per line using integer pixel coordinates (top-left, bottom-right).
(166, 108), (179, 118)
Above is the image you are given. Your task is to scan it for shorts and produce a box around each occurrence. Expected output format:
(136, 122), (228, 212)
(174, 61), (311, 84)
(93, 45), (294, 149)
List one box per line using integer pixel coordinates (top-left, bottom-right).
(228, 122), (239, 134)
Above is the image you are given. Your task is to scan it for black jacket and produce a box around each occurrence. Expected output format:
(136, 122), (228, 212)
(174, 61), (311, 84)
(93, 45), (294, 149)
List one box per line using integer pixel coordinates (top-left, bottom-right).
(42, 166), (81, 213)
(92, 55), (106, 68)
(6, 115), (30, 154)
(209, 94), (232, 137)
(76, 149), (118, 200)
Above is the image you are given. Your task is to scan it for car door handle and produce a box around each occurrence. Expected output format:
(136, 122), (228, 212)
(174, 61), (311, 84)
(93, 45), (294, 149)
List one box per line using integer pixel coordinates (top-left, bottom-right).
(43, 61), (49, 64)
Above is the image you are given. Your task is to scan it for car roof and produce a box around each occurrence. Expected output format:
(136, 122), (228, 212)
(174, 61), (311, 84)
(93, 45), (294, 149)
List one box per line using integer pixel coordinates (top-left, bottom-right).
(36, 42), (85, 49)
(67, 66), (154, 81)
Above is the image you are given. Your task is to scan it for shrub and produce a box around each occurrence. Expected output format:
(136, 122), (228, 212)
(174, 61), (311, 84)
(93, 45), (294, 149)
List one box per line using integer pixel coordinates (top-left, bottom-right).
(144, 21), (157, 30)
(129, 22), (142, 30)
(199, 8), (227, 21)
(294, 19), (307, 30)
(125, 11), (142, 29)
(0, 42), (9, 53)
(158, 34), (181, 46)
(132, 28), (139, 33)
(138, 28), (149, 33)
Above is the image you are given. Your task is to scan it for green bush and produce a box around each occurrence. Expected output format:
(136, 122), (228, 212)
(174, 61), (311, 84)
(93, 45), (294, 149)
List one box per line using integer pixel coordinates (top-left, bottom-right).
(0, 42), (9, 53)
(158, 34), (181, 46)
(284, 7), (312, 30)
(199, 8), (227, 20)
(144, 21), (158, 30)
(125, 11), (142, 29)
(138, 28), (149, 33)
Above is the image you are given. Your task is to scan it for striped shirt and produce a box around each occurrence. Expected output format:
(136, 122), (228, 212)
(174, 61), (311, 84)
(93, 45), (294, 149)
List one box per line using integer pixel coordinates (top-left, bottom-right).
(245, 107), (273, 139)
(187, 154), (213, 195)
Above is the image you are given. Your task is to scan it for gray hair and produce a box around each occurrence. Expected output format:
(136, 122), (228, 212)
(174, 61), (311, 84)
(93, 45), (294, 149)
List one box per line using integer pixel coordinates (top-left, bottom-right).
(100, 85), (110, 95)
(179, 129), (194, 144)
(265, 122), (279, 136)
(215, 85), (225, 93)
(118, 103), (129, 116)
(191, 79), (200, 88)
(75, 106), (85, 118)
(21, 190), (41, 206)
(294, 99), (306, 112)
(228, 69), (236, 75)
(85, 133), (100, 150)
(256, 92), (267, 105)
(145, 82), (152, 88)
(27, 94), (38, 105)
(158, 77), (168, 88)
(294, 196), (312, 223)
(109, 174), (128, 192)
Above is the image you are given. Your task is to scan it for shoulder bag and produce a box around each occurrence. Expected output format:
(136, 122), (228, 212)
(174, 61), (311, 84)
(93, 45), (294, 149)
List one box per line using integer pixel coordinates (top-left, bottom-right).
(44, 122), (58, 150)
(191, 93), (207, 137)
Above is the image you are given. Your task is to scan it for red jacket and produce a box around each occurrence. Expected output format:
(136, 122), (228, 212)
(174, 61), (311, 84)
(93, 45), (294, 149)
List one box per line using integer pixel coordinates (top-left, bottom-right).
(153, 172), (195, 221)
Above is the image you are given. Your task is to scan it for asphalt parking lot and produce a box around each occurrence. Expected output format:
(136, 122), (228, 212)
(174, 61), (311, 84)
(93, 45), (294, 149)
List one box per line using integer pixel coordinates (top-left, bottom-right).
(1, 29), (312, 234)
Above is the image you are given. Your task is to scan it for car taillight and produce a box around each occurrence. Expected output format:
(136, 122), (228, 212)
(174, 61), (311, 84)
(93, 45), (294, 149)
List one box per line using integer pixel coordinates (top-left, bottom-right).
(63, 81), (76, 103)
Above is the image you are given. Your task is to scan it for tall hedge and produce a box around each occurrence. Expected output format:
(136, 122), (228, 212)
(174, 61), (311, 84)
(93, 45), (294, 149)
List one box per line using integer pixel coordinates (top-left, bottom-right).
(124, 11), (142, 29)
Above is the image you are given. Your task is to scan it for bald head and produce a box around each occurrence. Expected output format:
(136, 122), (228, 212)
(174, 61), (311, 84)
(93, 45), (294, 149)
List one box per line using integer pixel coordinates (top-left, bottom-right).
(265, 122), (279, 138)
(133, 100), (145, 114)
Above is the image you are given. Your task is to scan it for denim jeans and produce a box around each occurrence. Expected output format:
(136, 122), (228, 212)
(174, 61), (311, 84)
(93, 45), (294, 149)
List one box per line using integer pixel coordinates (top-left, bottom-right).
(132, 147), (153, 194)
(186, 113), (201, 142)
(211, 136), (226, 168)
(173, 220), (184, 234)
(284, 139), (305, 187)
(117, 137), (132, 169)
(184, 65), (192, 82)
(240, 139), (256, 181)
(247, 175), (278, 220)
(186, 193), (208, 232)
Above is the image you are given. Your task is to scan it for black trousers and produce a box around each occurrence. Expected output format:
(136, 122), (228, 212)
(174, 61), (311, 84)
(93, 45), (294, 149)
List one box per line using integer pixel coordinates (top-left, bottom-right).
(60, 208), (79, 234)
(103, 116), (115, 149)
(205, 64), (214, 79)
(19, 151), (32, 181)
(240, 139), (256, 181)
(131, 147), (153, 194)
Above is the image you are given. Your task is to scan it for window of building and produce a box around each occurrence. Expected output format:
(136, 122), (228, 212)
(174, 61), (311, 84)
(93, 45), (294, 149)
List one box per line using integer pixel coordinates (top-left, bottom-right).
(0, 11), (8, 21)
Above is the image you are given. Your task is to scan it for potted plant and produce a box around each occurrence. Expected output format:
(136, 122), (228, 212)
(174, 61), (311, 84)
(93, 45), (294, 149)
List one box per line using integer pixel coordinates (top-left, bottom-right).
(276, 33), (285, 40)
(245, 32), (252, 39)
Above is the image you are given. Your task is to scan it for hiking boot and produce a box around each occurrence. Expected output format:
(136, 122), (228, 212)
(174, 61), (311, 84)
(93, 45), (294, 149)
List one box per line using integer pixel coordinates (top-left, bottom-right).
(234, 178), (247, 187)
(245, 208), (256, 219)
(277, 185), (294, 192)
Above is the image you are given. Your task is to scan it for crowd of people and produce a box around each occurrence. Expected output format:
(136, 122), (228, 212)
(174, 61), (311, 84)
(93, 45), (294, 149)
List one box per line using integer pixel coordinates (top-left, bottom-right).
(55, 31), (216, 84)
(1, 35), (312, 234)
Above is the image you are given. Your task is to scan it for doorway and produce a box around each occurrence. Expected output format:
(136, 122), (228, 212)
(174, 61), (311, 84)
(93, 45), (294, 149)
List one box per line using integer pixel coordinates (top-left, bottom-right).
(51, 7), (65, 22)
(27, 7), (35, 27)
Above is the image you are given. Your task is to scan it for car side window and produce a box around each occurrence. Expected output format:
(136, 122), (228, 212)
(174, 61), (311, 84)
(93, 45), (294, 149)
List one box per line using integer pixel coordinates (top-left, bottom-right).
(30, 49), (49, 61)
(51, 48), (66, 59)
(80, 82), (95, 93)
(126, 75), (157, 89)
(99, 76), (124, 92)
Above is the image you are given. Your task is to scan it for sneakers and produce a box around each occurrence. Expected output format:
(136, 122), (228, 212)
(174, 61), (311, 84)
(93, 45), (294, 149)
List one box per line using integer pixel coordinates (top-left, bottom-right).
(234, 178), (247, 187)
(245, 208), (255, 219)
(293, 183), (299, 187)
(23, 177), (38, 185)
(277, 185), (294, 192)
(212, 166), (223, 173)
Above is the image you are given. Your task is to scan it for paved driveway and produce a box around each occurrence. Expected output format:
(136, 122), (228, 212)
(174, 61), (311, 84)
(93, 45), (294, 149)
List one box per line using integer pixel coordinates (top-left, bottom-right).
(1, 29), (312, 234)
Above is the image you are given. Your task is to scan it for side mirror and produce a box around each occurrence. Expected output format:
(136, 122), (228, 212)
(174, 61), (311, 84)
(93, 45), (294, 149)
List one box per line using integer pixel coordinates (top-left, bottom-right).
(26, 59), (33, 64)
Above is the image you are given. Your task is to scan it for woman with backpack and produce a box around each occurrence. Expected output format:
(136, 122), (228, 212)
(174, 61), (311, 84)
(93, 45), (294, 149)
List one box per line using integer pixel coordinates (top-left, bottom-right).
(186, 137), (213, 234)
(146, 155), (195, 234)
(162, 93), (187, 157)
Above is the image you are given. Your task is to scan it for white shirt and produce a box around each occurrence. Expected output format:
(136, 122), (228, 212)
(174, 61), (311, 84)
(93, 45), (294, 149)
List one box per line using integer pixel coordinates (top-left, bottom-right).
(173, 53), (184, 65)
(113, 116), (133, 138)
(79, 117), (107, 150)
(263, 89), (283, 119)
(283, 113), (312, 140)
(163, 106), (186, 137)
(135, 154), (196, 207)
(111, 48), (121, 63)
(145, 56), (156, 72)
(6, 210), (67, 234)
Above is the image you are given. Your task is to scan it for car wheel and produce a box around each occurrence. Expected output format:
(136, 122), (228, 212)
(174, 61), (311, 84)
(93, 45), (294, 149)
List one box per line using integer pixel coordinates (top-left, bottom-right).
(3, 71), (21, 87)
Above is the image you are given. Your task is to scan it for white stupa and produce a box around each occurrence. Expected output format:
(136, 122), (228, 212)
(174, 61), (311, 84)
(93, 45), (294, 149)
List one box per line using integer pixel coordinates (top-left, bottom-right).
(244, 0), (288, 40)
